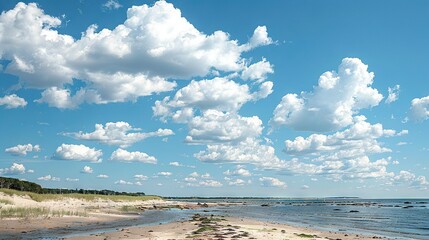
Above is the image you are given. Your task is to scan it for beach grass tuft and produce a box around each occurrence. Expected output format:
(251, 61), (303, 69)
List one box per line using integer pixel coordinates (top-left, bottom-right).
(0, 198), (13, 205)
(0, 188), (161, 202)
(0, 207), (87, 219)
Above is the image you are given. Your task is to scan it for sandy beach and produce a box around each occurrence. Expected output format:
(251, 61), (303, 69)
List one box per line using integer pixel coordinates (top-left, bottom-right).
(0, 191), (388, 240)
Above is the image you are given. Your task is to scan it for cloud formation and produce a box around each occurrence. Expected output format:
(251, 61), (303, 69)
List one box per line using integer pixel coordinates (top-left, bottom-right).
(0, 1), (272, 108)
(385, 85), (400, 104)
(63, 122), (173, 148)
(259, 177), (286, 188)
(53, 144), (102, 163)
(410, 96), (429, 121)
(5, 144), (40, 156)
(0, 94), (27, 109)
(0, 163), (26, 175)
(271, 58), (383, 132)
(110, 148), (157, 164)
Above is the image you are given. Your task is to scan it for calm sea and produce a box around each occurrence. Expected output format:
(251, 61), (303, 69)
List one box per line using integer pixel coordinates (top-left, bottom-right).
(196, 198), (429, 240)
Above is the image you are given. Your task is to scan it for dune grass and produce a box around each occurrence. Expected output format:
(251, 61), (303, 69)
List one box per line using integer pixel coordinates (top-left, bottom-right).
(0, 198), (13, 205)
(0, 188), (161, 202)
(0, 207), (87, 219)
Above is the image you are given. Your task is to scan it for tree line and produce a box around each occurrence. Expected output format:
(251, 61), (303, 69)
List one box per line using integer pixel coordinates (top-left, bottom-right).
(0, 177), (146, 196)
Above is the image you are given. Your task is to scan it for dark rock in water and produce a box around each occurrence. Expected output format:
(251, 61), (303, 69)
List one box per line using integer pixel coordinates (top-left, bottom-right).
(333, 208), (341, 211)
(261, 204), (269, 207)
(403, 205), (414, 209)
(404, 201), (412, 204)
(416, 201), (428, 204)
(349, 210), (359, 213)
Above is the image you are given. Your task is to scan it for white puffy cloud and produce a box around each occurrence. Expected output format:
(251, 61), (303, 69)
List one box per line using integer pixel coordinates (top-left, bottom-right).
(259, 177), (286, 188)
(385, 85), (400, 104)
(0, 163), (26, 175)
(0, 94), (27, 109)
(0, 2), (272, 108)
(110, 148), (157, 164)
(115, 180), (133, 185)
(157, 172), (172, 176)
(392, 171), (429, 188)
(410, 96), (429, 121)
(53, 144), (102, 163)
(66, 178), (79, 182)
(63, 122), (173, 148)
(195, 138), (285, 169)
(223, 168), (252, 177)
(284, 116), (404, 159)
(97, 174), (109, 178)
(154, 78), (255, 121)
(37, 175), (60, 181)
(134, 174), (148, 181)
(5, 144), (40, 156)
(241, 58), (273, 82)
(185, 110), (263, 144)
(81, 166), (93, 174)
(270, 58), (383, 132)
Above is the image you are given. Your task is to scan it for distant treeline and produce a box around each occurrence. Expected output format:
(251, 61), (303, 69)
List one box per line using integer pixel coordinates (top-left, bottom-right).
(0, 177), (146, 196)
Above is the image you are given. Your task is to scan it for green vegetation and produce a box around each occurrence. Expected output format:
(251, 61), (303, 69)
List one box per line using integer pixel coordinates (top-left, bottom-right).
(295, 233), (315, 238)
(0, 177), (148, 196)
(0, 188), (161, 202)
(193, 225), (215, 234)
(0, 207), (87, 219)
(120, 205), (140, 212)
(0, 198), (13, 205)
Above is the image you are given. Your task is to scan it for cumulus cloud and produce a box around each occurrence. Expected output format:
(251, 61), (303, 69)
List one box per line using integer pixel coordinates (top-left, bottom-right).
(223, 167), (252, 177)
(169, 161), (182, 167)
(53, 144), (102, 163)
(385, 85), (400, 104)
(0, 94), (27, 109)
(153, 77), (270, 122)
(81, 166), (93, 174)
(284, 116), (405, 159)
(157, 172), (172, 176)
(110, 148), (157, 164)
(270, 58), (383, 132)
(0, 163), (26, 175)
(185, 110), (263, 144)
(0, 2), (272, 108)
(63, 122), (173, 148)
(410, 96), (429, 121)
(97, 174), (109, 178)
(115, 179), (133, 185)
(241, 58), (274, 82)
(5, 144), (40, 156)
(134, 174), (148, 181)
(38, 175), (60, 181)
(259, 177), (286, 188)
(195, 137), (285, 169)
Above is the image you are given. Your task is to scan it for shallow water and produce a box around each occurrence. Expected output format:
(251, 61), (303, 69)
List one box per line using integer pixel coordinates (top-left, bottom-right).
(202, 198), (429, 240)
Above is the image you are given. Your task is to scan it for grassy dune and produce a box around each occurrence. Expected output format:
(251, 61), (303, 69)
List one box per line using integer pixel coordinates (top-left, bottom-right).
(0, 188), (161, 202)
(0, 207), (87, 219)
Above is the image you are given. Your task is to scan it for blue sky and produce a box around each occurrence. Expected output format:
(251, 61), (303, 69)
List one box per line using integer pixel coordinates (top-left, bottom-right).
(0, 0), (428, 198)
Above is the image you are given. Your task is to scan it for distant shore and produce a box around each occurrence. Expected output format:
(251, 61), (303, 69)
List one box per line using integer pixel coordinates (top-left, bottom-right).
(0, 190), (388, 240)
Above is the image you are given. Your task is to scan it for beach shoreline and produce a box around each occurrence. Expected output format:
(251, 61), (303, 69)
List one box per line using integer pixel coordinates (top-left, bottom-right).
(0, 191), (410, 239)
